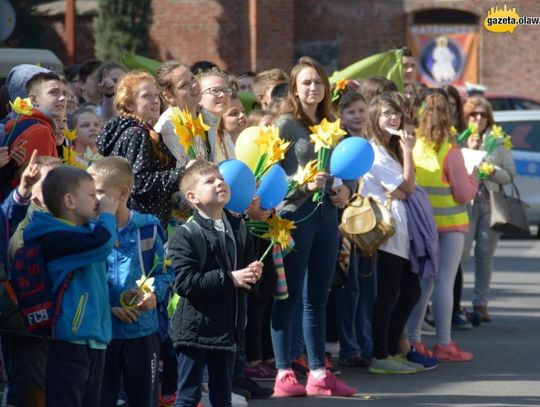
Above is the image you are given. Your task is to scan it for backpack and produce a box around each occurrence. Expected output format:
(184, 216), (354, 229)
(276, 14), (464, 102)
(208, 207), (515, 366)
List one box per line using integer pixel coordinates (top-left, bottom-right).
(9, 239), (73, 336)
(166, 217), (247, 317)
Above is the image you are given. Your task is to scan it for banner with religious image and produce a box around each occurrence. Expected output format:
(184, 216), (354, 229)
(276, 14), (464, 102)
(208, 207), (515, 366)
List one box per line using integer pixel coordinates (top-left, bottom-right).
(408, 25), (479, 87)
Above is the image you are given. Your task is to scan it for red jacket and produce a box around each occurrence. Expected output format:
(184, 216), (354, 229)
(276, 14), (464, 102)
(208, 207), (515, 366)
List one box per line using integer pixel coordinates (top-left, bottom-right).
(6, 108), (58, 165)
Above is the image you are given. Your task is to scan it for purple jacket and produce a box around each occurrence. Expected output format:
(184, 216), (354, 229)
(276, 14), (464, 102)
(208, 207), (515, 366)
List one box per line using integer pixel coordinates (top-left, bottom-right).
(404, 187), (439, 279)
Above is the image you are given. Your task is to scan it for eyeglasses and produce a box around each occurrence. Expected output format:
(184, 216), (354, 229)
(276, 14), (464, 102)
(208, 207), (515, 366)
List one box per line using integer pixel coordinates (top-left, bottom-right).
(380, 110), (403, 119)
(201, 87), (233, 97)
(469, 111), (487, 118)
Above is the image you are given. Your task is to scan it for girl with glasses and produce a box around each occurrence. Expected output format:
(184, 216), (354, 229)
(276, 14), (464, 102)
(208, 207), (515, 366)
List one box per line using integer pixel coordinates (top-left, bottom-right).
(360, 93), (422, 375)
(196, 68), (236, 163)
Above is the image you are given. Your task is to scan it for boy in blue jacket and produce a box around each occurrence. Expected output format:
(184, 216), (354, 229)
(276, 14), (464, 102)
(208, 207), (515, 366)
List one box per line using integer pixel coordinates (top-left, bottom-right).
(88, 157), (174, 407)
(24, 165), (118, 407)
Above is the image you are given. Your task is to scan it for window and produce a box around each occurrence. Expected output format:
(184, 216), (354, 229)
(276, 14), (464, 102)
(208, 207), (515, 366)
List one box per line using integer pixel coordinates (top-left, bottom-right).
(499, 120), (540, 152)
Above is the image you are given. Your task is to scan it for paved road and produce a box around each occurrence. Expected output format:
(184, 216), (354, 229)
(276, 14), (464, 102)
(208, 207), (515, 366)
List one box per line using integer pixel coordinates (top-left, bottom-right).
(249, 238), (540, 406)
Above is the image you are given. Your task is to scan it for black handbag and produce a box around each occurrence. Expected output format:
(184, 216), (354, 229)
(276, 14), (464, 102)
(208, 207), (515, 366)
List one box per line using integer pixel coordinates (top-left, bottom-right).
(489, 182), (530, 237)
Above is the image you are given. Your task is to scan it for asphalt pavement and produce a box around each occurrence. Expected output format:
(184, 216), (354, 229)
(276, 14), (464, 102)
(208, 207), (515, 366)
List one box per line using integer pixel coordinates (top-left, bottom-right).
(249, 238), (540, 407)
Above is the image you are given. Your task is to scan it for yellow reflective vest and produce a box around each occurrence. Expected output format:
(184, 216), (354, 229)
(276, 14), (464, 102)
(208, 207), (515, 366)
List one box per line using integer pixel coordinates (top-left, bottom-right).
(413, 138), (469, 230)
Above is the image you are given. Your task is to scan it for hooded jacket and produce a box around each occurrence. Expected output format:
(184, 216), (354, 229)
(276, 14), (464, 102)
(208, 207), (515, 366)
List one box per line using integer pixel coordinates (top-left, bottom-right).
(168, 210), (255, 351)
(97, 116), (182, 227)
(23, 211), (116, 343)
(107, 211), (174, 339)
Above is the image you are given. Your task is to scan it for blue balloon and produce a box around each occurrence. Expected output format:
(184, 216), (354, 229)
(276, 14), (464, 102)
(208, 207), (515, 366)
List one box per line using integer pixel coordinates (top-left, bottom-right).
(330, 137), (375, 179)
(218, 159), (256, 212)
(257, 165), (288, 210)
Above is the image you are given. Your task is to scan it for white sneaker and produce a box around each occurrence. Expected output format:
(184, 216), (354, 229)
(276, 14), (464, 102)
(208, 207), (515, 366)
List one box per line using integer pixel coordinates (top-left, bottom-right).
(421, 320), (436, 336)
(231, 392), (248, 407)
(325, 341), (340, 357)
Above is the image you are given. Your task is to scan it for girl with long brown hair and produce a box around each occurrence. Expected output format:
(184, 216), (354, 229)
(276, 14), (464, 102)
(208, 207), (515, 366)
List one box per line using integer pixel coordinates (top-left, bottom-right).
(271, 57), (356, 398)
(407, 92), (478, 362)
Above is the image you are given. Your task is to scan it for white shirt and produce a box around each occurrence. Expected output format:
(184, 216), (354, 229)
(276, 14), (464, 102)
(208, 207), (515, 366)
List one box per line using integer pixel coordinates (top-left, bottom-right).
(361, 143), (409, 260)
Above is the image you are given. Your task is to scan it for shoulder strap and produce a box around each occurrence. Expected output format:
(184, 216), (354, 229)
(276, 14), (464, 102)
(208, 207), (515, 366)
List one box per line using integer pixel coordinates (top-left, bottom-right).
(4, 119), (39, 148)
(137, 224), (158, 276)
(180, 220), (206, 271)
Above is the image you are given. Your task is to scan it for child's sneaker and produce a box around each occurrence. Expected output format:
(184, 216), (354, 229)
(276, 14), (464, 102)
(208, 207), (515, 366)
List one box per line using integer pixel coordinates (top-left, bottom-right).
(231, 392), (248, 407)
(159, 393), (176, 407)
(244, 363), (277, 381)
(411, 341), (433, 358)
(368, 356), (420, 375)
(338, 353), (371, 367)
(273, 371), (307, 397)
(452, 311), (473, 330)
(305, 370), (357, 396)
(433, 342), (474, 362)
(406, 348), (439, 371)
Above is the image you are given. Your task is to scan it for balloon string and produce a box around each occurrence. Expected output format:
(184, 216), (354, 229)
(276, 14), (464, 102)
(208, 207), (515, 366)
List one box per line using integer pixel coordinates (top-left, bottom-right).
(294, 197), (323, 225)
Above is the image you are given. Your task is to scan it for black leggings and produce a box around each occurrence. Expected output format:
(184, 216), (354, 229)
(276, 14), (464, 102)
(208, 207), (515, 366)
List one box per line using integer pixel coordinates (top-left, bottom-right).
(453, 265), (463, 315)
(372, 251), (421, 359)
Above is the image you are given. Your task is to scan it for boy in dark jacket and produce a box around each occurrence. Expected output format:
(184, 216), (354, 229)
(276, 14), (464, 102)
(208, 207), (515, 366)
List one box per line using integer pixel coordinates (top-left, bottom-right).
(24, 166), (118, 407)
(168, 160), (262, 407)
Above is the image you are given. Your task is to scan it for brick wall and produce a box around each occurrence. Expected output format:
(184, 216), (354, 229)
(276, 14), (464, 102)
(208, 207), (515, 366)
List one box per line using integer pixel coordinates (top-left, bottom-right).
(39, 0), (540, 97)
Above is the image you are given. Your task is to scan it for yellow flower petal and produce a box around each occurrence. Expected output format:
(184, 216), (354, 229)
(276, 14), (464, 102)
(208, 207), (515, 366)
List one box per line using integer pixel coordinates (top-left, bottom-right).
(309, 118), (346, 151)
(503, 135), (513, 150)
(293, 159), (318, 185)
(491, 124), (504, 139)
(64, 128), (77, 142)
(136, 276), (155, 293)
(9, 97), (33, 116)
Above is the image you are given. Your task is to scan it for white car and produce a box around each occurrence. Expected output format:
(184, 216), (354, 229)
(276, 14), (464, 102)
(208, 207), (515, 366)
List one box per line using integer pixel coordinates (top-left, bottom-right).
(493, 110), (540, 232)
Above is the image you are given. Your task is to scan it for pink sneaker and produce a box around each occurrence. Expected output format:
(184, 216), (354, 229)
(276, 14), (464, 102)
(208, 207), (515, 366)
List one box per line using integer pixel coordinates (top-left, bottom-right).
(412, 341), (433, 358)
(273, 371), (307, 397)
(433, 342), (474, 362)
(306, 370), (357, 397)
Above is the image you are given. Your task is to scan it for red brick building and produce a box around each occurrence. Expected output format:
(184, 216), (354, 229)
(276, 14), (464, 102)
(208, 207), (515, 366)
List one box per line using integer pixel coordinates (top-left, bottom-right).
(37, 0), (540, 97)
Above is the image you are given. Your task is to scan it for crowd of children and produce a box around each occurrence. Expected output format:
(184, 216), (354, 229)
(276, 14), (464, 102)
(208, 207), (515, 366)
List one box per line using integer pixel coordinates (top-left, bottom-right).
(0, 47), (516, 407)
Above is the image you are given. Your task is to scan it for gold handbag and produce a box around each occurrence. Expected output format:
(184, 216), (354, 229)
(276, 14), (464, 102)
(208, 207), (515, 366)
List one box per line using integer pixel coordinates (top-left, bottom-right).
(339, 182), (396, 255)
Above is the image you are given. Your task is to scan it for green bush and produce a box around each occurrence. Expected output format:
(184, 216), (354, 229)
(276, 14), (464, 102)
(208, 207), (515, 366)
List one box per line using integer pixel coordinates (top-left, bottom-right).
(94, 0), (153, 61)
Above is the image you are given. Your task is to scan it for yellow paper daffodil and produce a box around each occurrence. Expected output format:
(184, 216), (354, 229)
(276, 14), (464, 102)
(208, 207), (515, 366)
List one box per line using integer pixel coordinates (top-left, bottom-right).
(469, 122), (478, 136)
(309, 118), (347, 152)
(9, 97), (33, 116)
(83, 147), (103, 164)
(192, 113), (210, 140)
(62, 146), (86, 169)
(64, 128), (77, 142)
(450, 126), (458, 137)
(491, 124), (504, 139)
(136, 276), (155, 294)
(292, 159), (318, 185)
(503, 135), (513, 150)
(255, 125), (280, 151)
(335, 79), (349, 92)
(261, 214), (296, 250)
(479, 162), (495, 176)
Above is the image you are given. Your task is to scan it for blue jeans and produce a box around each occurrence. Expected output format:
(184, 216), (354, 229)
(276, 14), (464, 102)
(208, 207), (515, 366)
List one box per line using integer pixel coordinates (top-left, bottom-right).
(272, 198), (338, 370)
(335, 250), (377, 359)
(462, 200), (501, 307)
(175, 347), (234, 407)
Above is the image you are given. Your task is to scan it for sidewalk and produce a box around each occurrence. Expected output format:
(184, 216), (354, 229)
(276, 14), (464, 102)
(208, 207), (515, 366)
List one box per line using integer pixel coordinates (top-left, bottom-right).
(249, 238), (540, 406)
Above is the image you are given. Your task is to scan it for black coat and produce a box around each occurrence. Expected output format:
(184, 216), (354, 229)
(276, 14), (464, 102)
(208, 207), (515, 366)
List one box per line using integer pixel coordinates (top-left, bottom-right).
(168, 210), (256, 351)
(97, 116), (181, 227)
